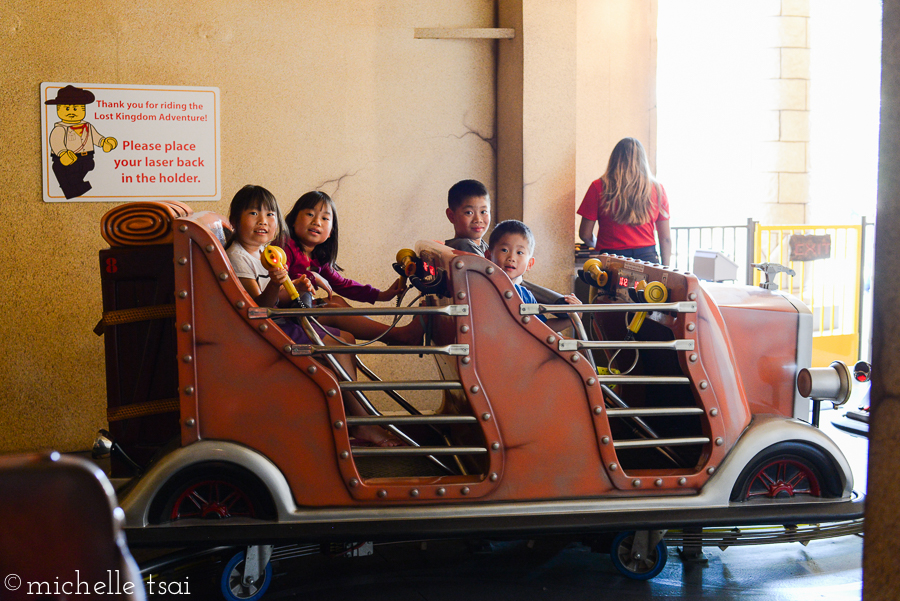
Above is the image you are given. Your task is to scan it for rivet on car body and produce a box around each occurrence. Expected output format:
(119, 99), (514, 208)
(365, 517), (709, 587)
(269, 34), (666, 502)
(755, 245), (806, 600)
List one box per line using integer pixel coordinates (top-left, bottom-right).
(178, 257), (188, 265)
(491, 442), (500, 450)
(490, 472), (499, 481)
(183, 386), (194, 395)
(571, 354), (580, 362)
(283, 345), (291, 353)
(710, 408), (718, 417)
(410, 489), (420, 497)
(689, 353), (698, 362)
(340, 451), (349, 459)
(471, 386), (480, 394)
(178, 290), (188, 299)
(184, 418), (195, 427)
(546, 336), (556, 344)
(678, 477), (687, 486)
(236, 301), (245, 309)
(458, 291), (467, 300)
(593, 406), (603, 415)
(461, 325), (469, 333)
(707, 467), (716, 475)
(609, 463), (618, 471)
(655, 479), (663, 487)
(307, 365), (317, 374)
(258, 324), (268, 332)
(182, 355), (192, 363)
(462, 356), (471, 364)
(349, 478), (359, 487)
(481, 412), (490, 420)
(377, 489), (387, 498)
(486, 266), (494, 274)
(587, 377), (596, 386)
(219, 273), (229, 281)
(715, 437), (724, 446)
(522, 316), (531, 324)
(461, 487), (470, 495)
(327, 389), (337, 397)
(700, 381), (708, 389)
(179, 225), (188, 232)
(601, 436), (610, 445)
(689, 292), (697, 300)
(632, 479), (641, 487)
(687, 323), (696, 332)
(206, 244), (214, 253)
(504, 290), (514, 299)
(455, 261), (465, 270)
(181, 323), (191, 332)
(437, 488), (446, 496)
(334, 421), (344, 429)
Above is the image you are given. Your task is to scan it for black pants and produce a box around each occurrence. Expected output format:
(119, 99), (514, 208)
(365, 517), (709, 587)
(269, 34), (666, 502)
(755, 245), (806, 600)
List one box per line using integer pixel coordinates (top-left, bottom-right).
(51, 151), (95, 199)
(598, 245), (659, 263)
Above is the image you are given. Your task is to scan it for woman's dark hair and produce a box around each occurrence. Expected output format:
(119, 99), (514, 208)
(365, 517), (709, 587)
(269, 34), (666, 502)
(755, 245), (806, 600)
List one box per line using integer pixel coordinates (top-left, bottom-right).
(284, 191), (341, 270)
(225, 184), (287, 249)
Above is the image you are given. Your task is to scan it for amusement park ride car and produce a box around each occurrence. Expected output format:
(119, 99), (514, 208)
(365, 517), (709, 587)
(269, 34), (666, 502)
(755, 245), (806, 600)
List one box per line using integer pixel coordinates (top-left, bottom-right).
(93, 201), (866, 600)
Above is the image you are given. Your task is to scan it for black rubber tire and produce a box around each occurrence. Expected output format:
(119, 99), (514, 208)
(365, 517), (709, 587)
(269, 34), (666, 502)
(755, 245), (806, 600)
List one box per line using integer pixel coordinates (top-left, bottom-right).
(730, 441), (844, 502)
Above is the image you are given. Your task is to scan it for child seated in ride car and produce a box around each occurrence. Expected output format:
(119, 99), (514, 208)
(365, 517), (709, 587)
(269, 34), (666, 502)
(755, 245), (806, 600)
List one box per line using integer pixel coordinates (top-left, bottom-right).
(488, 219), (581, 332)
(444, 179), (491, 256)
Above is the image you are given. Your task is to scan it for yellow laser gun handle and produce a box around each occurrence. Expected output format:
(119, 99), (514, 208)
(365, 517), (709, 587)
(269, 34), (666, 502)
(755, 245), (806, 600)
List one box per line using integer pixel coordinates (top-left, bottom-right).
(396, 248), (417, 286)
(628, 281), (669, 334)
(583, 258), (608, 287)
(260, 245), (299, 301)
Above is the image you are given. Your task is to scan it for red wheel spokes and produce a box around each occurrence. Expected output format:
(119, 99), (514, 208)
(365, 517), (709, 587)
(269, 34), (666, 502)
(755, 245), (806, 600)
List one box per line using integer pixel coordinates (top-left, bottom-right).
(170, 480), (256, 520)
(746, 459), (821, 499)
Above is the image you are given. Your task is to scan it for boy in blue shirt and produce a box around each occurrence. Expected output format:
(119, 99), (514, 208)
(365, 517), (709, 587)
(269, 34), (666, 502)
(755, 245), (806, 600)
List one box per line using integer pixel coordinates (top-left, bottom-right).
(488, 220), (581, 331)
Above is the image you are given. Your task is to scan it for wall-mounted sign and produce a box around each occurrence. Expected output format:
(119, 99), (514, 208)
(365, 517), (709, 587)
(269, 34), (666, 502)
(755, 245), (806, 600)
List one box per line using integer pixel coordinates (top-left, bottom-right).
(789, 234), (832, 262)
(41, 82), (220, 202)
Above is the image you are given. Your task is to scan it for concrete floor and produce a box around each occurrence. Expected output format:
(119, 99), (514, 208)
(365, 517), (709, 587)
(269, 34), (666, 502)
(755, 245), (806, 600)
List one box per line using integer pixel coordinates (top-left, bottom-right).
(147, 407), (868, 601)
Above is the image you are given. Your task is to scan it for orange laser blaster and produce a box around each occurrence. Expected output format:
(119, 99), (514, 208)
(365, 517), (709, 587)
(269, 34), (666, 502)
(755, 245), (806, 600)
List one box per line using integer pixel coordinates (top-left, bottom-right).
(260, 245), (299, 301)
(396, 249), (417, 286)
(583, 258), (609, 287)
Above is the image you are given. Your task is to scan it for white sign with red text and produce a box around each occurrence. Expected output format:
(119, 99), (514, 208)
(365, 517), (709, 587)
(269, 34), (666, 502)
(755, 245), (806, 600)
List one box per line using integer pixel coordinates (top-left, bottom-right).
(41, 82), (220, 202)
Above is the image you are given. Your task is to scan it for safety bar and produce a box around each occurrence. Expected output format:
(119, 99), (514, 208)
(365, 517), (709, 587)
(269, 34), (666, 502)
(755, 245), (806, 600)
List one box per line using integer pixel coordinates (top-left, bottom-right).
(613, 437), (711, 449)
(558, 339), (695, 352)
(520, 301), (697, 316)
(606, 407), (705, 418)
(248, 304), (469, 319)
(352, 446), (488, 457)
(346, 415), (478, 426)
(341, 381), (463, 392)
(288, 344), (469, 356)
(596, 376), (691, 385)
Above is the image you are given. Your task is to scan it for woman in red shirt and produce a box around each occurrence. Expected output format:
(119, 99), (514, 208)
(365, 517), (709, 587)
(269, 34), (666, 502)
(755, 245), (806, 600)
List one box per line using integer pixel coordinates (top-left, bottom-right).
(577, 137), (672, 265)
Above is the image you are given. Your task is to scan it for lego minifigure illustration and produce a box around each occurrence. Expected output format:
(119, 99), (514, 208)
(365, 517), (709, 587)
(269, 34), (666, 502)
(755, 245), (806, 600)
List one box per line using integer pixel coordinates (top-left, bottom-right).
(45, 85), (118, 199)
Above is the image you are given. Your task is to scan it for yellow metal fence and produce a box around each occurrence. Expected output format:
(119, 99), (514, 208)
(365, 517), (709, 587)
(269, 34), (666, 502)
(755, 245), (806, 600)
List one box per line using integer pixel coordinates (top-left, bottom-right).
(753, 223), (864, 367)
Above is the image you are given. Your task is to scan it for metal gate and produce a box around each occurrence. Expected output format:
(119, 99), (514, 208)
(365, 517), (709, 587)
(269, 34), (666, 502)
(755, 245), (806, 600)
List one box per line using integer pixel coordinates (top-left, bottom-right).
(753, 221), (866, 367)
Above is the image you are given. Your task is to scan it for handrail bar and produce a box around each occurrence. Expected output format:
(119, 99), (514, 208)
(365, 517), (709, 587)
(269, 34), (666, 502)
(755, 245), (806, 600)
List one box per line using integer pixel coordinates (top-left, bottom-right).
(249, 304), (469, 319)
(521, 301), (696, 316)
(288, 344), (469, 356)
(596, 376), (691, 385)
(346, 415), (479, 426)
(352, 446), (488, 457)
(341, 381), (463, 392)
(614, 437), (711, 449)
(606, 407), (705, 418)
(559, 339), (694, 352)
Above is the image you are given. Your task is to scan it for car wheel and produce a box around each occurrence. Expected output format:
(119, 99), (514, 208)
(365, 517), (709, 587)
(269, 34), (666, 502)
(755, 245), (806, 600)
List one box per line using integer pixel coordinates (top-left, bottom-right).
(220, 549), (272, 601)
(610, 531), (667, 580)
(730, 441), (843, 502)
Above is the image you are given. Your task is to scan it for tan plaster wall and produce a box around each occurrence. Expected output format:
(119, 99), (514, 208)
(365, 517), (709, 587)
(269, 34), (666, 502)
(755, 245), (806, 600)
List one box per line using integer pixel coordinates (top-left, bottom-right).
(0, 0), (497, 452)
(0, 0), (658, 453)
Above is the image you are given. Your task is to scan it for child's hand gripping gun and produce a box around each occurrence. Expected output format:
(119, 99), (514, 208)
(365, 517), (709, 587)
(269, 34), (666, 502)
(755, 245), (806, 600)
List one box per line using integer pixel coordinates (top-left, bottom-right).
(261, 245), (314, 308)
